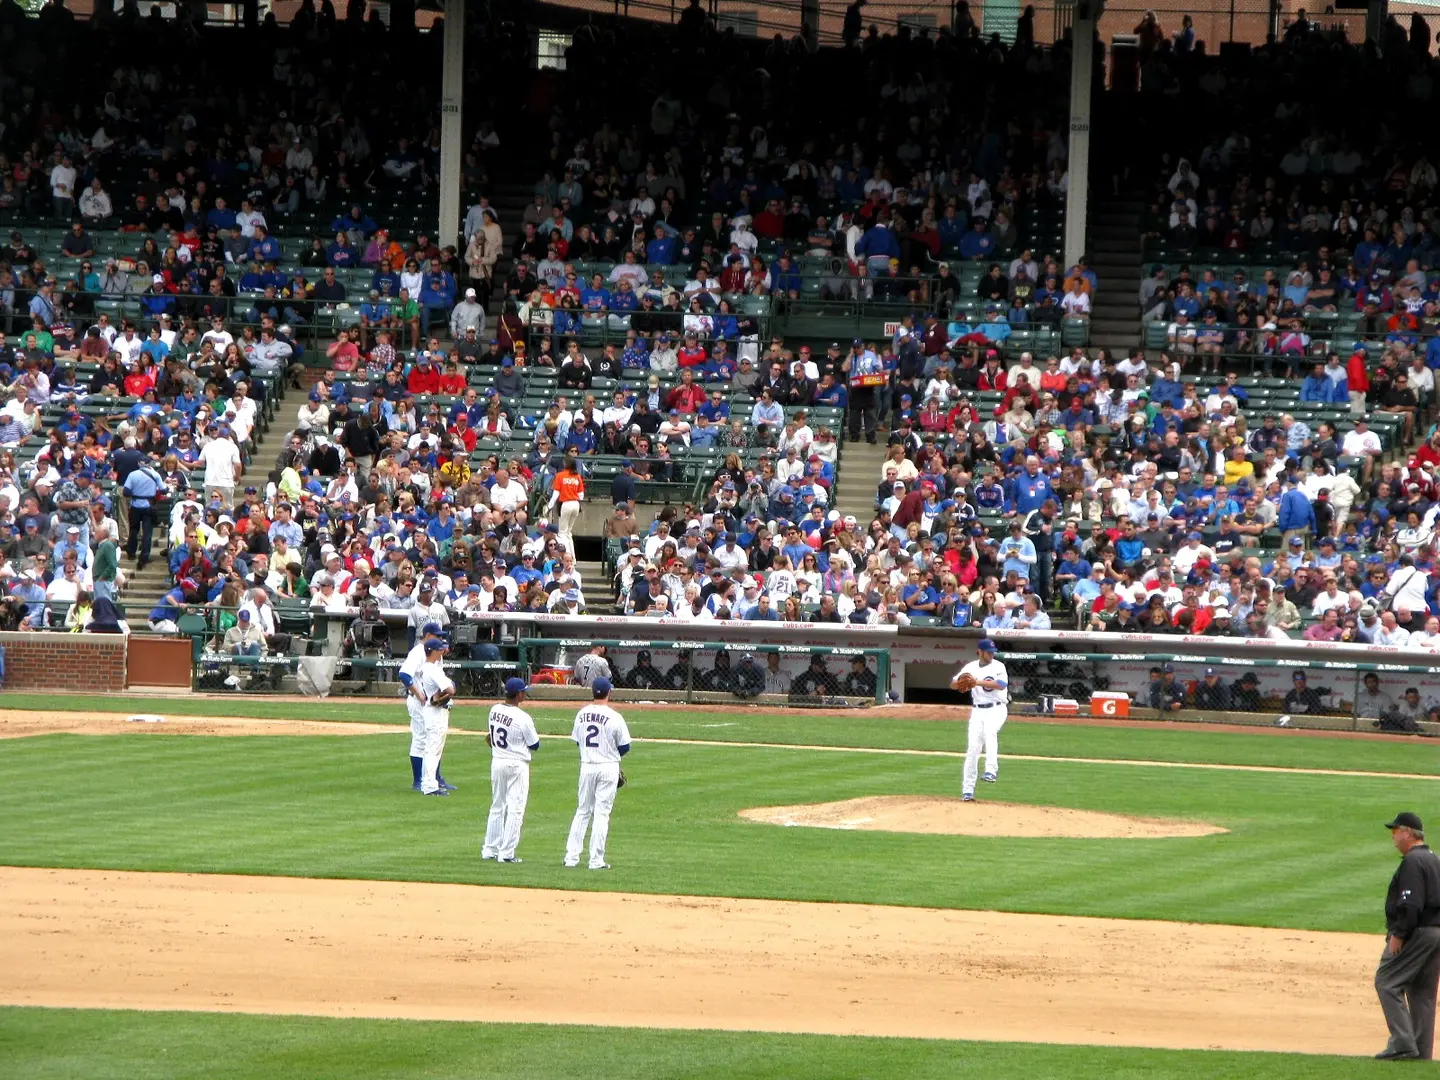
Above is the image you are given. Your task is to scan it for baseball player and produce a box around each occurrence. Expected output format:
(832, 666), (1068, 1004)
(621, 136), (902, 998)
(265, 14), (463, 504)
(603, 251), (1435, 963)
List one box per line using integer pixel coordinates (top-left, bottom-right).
(572, 644), (612, 688)
(398, 621), (447, 791)
(563, 676), (631, 870)
(483, 677), (540, 863)
(415, 636), (457, 796)
(950, 638), (1009, 802)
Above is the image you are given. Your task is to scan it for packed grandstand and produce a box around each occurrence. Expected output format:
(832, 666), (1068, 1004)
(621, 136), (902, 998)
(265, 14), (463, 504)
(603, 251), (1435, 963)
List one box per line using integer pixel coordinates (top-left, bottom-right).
(0, 0), (1438, 725)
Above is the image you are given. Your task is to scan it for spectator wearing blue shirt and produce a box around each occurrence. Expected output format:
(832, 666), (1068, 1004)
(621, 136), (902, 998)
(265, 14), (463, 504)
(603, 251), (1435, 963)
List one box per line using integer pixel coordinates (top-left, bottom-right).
(248, 226), (281, 263)
(751, 390), (784, 428)
(148, 580), (193, 633)
(1007, 457), (1056, 516)
(998, 522), (1037, 581)
(1276, 475), (1316, 545)
(331, 208), (378, 239)
(563, 414), (597, 455)
(418, 262), (456, 337)
(1114, 521), (1146, 570)
(1300, 363), (1345, 403)
(856, 222), (901, 263)
(769, 255), (802, 297)
(746, 593), (783, 621)
(1053, 548), (1092, 604)
(958, 220), (995, 261)
(12, 573), (49, 628)
(646, 226), (676, 265)
(327, 234), (358, 267)
(205, 200), (238, 232)
(372, 266), (400, 298)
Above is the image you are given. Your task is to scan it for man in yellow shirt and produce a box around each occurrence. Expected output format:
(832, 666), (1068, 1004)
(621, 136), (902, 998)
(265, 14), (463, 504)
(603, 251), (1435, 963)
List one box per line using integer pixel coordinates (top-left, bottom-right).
(438, 449), (472, 489)
(1222, 442), (1255, 487)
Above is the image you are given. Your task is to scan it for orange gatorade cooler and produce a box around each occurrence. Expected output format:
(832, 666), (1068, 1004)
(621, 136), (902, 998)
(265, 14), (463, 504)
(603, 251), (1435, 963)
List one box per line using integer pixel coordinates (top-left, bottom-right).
(1090, 691), (1131, 718)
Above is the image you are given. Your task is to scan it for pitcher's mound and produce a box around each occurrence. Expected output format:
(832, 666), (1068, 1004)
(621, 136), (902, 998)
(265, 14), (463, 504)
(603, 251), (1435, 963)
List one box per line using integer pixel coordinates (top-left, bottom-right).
(739, 795), (1227, 839)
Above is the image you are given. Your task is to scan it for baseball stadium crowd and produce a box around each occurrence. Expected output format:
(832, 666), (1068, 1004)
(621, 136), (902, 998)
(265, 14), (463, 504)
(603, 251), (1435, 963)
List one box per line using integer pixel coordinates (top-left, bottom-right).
(9, 2), (1440, 685)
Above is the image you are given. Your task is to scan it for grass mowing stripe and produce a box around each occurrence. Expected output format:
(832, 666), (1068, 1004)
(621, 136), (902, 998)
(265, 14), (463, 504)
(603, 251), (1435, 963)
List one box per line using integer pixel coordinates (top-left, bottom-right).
(608, 734), (1440, 782)
(0, 734), (1410, 932)
(0, 1006), (1401, 1079)
(5, 692), (1433, 774)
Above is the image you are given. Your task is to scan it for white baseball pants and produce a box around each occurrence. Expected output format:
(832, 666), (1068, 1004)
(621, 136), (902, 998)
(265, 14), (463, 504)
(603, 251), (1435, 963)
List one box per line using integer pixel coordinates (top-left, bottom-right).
(483, 760), (530, 860)
(418, 705), (450, 794)
(406, 696), (424, 757)
(565, 762), (619, 869)
(558, 500), (580, 554)
(963, 705), (1007, 795)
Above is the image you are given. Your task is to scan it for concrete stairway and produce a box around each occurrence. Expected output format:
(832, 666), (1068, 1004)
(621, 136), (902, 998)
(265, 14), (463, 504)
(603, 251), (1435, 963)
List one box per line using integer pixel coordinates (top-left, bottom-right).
(1086, 196), (1145, 355)
(830, 437), (888, 526)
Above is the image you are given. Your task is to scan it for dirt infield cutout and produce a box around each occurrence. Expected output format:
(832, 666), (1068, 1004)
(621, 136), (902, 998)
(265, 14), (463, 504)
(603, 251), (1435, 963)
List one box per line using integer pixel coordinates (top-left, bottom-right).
(0, 866), (1382, 1055)
(740, 795), (1229, 839)
(0, 711), (408, 739)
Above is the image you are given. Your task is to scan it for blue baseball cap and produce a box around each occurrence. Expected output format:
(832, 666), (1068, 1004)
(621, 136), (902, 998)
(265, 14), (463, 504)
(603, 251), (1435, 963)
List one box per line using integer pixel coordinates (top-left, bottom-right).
(977, 638), (997, 653)
(592, 676), (613, 697)
(421, 621), (442, 636)
(504, 677), (527, 696)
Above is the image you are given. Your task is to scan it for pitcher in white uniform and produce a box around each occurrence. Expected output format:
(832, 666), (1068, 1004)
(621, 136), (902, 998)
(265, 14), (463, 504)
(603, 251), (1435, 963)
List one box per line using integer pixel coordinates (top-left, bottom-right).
(398, 621), (443, 790)
(951, 637), (1009, 802)
(483, 677), (540, 863)
(563, 676), (631, 870)
(416, 638), (456, 796)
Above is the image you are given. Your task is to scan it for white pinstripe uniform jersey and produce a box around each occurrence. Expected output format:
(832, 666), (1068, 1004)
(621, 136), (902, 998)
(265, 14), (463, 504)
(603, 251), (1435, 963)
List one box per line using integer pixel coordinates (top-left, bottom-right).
(487, 702), (539, 762)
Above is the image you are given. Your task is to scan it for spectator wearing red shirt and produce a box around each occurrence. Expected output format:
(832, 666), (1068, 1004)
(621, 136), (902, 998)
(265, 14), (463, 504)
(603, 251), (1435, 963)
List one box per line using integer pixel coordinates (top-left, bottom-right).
(449, 413), (477, 452)
(719, 258), (747, 293)
(918, 399), (948, 433)
(676, 335), (708, 368)
(665, 370), (707, 414)
(438, 360), (466, 394)
(753, 199), (785, 239)
(407, 353), (442, 395)
(1346, 346), (1370, 413)
(977, 357), (1007, 390)
(326, 329), (361, 373)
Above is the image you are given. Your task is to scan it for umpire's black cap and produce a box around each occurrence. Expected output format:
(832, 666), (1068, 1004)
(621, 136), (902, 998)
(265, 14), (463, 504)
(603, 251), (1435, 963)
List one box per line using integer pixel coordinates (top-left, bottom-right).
(1387, 812), (1424, 832)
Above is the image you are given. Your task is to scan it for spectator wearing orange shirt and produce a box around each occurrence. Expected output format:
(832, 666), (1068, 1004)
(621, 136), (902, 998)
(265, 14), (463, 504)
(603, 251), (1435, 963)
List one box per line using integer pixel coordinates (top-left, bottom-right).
(547, 454), (586, 553)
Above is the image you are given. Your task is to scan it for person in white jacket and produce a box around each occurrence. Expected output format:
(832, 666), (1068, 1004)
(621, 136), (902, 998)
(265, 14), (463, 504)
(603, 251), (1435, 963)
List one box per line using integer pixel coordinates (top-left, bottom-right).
(79, 179), (113, 221)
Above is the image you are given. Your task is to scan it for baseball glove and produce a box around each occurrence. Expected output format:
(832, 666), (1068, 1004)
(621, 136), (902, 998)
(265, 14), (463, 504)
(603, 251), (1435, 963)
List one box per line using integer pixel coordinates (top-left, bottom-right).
(617, 770), (627, 789)
(952, 673), (978, 692)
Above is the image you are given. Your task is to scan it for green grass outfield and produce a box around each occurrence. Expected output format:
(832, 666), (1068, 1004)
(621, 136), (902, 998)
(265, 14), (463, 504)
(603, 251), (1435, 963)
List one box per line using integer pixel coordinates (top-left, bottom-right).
(3, 690), (1437, 773)
(0, 723), (1414, 930)
(0, 1007), (1407, 1080)
(0, 692), (1420, 1076)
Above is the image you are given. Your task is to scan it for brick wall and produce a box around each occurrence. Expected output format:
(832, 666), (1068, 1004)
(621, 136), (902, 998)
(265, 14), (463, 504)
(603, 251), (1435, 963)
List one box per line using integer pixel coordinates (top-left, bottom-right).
(0, 632), (127, 692)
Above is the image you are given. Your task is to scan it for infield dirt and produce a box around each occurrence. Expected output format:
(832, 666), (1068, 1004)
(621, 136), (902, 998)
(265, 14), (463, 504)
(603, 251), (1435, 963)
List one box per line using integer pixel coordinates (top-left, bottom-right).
(0, 866), (1383, 1055)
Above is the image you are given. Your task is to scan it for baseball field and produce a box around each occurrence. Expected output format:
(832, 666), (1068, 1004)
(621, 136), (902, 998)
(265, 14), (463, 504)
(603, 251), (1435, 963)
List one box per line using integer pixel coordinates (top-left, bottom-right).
(0, 693), (1433, 1078)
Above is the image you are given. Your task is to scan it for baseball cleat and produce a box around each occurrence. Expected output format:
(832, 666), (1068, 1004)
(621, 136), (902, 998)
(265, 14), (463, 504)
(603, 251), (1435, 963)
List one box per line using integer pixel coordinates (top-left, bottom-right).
(982, 772), (997, 782)
(423, 789), (448, 796)
(563, 861), (579, 868)
(481, 853), (496, 860)
(589, 863), (611, 871)
(411, 782), (423, 791)
(962, 793), (976, 802)
(498, 857), (524, 864)
(1374, 1049), (1420, 1060)
(438, 780), (457, 791)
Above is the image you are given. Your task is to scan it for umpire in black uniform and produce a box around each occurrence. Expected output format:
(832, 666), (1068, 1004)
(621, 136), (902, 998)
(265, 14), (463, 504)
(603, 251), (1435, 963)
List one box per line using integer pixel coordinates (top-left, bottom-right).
(1376, 811), (1440, 1060)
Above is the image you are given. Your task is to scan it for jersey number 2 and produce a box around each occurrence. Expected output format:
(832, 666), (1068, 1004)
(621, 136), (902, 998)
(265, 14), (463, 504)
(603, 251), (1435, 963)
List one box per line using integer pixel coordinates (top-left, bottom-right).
(584, 724), (600, 748)
(491, 726), (509, 749)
